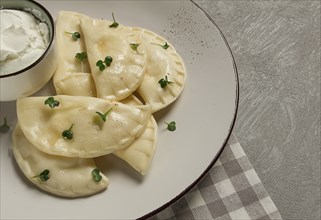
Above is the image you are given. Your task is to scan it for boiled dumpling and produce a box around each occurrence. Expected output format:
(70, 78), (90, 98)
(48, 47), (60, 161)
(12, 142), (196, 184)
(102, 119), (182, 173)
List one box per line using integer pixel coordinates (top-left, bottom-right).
(17, 95), (151, 158)
(53, 11), (96, 97)
(80, 17), (146, 101)
(114, 95), (158, 175)
(133, 28), (186, 112)
(12, 124), (108, 197)
(113, 117), (157, 175)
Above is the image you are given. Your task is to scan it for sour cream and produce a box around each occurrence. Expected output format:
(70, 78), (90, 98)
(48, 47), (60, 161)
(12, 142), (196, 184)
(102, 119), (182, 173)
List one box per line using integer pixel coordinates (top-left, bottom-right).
(0, 9), (49, 75)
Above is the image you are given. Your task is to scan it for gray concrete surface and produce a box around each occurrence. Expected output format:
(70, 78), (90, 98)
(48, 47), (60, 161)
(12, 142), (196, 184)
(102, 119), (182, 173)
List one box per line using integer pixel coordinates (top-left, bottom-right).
(196, 1), (321, 219)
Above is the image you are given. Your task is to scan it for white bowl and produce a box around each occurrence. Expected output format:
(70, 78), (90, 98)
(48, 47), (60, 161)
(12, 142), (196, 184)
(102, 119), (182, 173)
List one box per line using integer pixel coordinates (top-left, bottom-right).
(0, 0), (56, 102)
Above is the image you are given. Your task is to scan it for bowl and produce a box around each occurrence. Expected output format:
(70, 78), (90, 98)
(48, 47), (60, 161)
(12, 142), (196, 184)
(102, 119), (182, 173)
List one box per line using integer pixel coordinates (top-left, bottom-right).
(0, 0), (56, 102)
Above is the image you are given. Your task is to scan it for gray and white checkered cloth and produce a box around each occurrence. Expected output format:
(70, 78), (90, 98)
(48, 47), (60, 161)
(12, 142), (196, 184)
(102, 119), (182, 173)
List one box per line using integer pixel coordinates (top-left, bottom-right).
(150, 135), (282, 220)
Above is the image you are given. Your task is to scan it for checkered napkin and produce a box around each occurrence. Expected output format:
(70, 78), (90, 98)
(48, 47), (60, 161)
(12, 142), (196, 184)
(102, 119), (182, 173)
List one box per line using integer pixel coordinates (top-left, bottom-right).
(150, 135), (282, 220)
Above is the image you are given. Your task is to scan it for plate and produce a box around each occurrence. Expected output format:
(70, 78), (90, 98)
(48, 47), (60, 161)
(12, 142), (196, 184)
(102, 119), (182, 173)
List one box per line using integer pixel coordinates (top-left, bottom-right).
(0, 0), (239, 219)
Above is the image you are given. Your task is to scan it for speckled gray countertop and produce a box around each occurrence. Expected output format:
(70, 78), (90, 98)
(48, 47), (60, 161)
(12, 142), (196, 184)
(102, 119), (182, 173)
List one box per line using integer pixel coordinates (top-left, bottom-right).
(194, 1), (320, 219)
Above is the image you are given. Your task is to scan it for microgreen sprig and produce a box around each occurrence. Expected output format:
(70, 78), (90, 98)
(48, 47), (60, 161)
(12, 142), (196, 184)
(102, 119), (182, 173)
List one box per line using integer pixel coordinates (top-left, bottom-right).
(75, 52), (87, 62)
(158, 75), (173, 88)
(151, 42), (169, 49)
(33, 169), (50, 182)
(65, 31), (81, 41)
(0, 117), (10, 133)
(44, 97), (59, 108)
(91, 168), (102, 182)
(165, 121), (176, 131)
(130, 43), (140, 53)
(109, 12), (119, 28)
(96, 56), (113, 71)
(62, 124), (74, 140)
(96, 108), (113, 122)
(96, 60), (105, 71)
(104, 56), (113, 66)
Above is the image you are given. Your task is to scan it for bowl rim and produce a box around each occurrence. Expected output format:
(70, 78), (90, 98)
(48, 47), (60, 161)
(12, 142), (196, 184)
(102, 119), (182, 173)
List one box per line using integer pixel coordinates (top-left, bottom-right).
(0, 0), (55, 79)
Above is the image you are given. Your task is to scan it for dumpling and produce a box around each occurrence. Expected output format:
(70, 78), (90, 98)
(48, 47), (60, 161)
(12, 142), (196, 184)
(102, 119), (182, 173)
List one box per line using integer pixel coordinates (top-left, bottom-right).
(12, 124), (108, 197)
(53, 11), (96, 97)
(113, 117), (157, 175)
(133, 28), (187, 112)
(114, 95), (158, 175)
(17, 95), (151, 158)
(80, 17), (146, 101)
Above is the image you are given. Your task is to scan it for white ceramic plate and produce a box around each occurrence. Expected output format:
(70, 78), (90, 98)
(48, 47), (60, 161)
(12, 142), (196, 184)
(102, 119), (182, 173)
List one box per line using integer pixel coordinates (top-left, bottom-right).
(0, 0), (238, 219)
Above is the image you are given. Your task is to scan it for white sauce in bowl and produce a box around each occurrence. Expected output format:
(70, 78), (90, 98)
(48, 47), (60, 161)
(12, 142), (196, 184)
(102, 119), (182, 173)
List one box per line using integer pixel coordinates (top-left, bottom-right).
(0, 9), (49, 75)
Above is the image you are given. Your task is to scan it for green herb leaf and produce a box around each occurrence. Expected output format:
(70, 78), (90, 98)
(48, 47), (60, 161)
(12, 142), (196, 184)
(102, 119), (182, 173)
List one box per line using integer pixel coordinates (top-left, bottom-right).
(0, 117), (10, 133)
(44, 97), (60, 108)
(96, 108), (113, 122)
(104, 56), (113, 66)
(62, 124), (74, 140)
(75, 52), (87, 62)
(99, 64), (106, 71)
(158, 75), (173, 88)
(96, 56), (113, 71)
(96, 59), (105, 71)
(165, 121), (176, 131)
(151, 42), (169, 49)
(130, 43), (140, 53)
(65, 31), (81, 41)
(96, 60), (104, 67)
(33, 169), (50, 181)
(91, 168), (102, 182)
(109, 12), (119, 28)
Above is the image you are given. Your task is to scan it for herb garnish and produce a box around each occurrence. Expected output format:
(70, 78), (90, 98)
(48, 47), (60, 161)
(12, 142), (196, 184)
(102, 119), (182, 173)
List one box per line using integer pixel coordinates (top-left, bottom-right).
(151, 42), (169, 49)
(109, 13), (119, 28)
(130, 43), (140, 53)
(96, 56), (113, 71)
(75, 52), (87, 62)
(33, 169), (50, 181)
(165, 121), (176, 131)
(65, 31), (81, 41)
(0, 117), (10, 133)
(96, 108), (113, 122)
(158, 75), (173, 88)
(91, 168), (102, 182)
(96, 60), (105, 71)
(62, 124), (74, 140)
(104, 56), (113, 66)
(44, 97), (60, 108)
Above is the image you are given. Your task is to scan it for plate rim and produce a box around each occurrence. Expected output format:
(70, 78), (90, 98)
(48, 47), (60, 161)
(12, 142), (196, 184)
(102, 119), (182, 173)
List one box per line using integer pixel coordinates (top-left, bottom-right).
(138, 1), (240, 219)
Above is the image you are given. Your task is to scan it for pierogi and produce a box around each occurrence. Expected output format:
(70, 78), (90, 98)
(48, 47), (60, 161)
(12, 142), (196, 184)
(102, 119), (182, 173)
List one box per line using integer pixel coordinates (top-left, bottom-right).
(133, 28), (186, 112)
(12, 124), (109, 197)
(80, 17), (146, 101)
(115, 95), (157, 175)
(53, 11), (96, 97)
(17, 95), (151, 158)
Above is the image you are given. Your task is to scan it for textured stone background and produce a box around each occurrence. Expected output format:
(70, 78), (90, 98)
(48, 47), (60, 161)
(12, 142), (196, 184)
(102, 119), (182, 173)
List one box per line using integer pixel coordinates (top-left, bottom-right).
(195, 0), (321, 219)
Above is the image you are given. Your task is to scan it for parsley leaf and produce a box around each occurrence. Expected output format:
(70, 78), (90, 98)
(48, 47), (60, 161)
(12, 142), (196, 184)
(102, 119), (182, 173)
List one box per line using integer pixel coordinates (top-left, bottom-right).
(91, 168), (102, 182)
(44, 97), (59, 108)
(75, 52), (87, 62)
(151, 42), (169, 49)
(165, 121), (176, 131)
(109, 13), (119, 28)
(33, 169), (50, 181)
(158, 75), (173, 88)
(65, 31), (81, 41)
(96, 108), (113, 122)
(62, 124), (74, 140)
